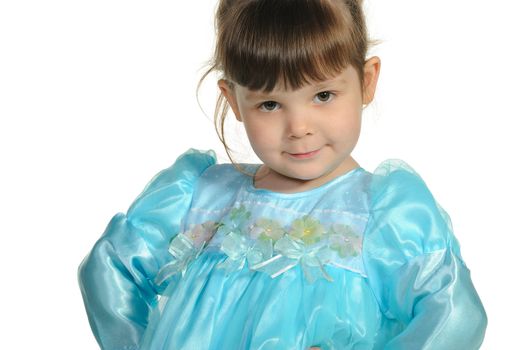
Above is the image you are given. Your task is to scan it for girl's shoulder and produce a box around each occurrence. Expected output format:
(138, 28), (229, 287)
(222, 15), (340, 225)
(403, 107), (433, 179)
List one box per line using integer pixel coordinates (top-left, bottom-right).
(363, 159), (461, 261)
(199, 161), (253, 187)
(193, 160), (258, 200)
(126, 149), (217, 223)
(362, 159), (448, 218)
(364, 158), (429, 197)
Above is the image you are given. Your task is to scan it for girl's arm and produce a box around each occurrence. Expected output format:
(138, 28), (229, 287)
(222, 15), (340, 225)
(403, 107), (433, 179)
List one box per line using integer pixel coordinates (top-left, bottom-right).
(363, 161), (487, 349)
(372, 246), (486, 349)
(78, 213), (162, 349)
(78, 150), (216, 350)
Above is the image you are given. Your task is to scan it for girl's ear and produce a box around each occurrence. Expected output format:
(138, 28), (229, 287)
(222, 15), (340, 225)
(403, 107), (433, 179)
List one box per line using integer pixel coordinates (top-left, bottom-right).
(217, 79), (242, 121)
(362, 56), (381, 105)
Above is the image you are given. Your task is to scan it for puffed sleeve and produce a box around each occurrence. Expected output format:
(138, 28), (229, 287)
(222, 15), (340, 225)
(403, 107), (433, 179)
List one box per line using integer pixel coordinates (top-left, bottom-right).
(362, 160), (487, 349)
(78, 149), (216, 350)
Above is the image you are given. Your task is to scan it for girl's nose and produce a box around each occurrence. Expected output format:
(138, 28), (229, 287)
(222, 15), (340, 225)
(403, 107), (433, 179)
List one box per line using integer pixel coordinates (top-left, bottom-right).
(286, 113), (312, 139)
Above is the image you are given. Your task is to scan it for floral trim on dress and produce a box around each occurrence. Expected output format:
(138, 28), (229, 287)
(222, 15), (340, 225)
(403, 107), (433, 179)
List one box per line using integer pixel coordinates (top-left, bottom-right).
(156, 205), (362, 285)
(155, 221), (219, 285)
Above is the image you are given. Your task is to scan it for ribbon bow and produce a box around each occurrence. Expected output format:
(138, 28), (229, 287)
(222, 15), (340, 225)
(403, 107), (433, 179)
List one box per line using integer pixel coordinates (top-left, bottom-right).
(155, 233), (205, 285)
(216, 231), (273, 274)
(251, 234), (334, 283)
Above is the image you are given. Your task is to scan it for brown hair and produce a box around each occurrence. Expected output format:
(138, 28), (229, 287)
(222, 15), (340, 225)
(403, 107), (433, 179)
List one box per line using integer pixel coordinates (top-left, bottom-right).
(198, 0), (375, 167)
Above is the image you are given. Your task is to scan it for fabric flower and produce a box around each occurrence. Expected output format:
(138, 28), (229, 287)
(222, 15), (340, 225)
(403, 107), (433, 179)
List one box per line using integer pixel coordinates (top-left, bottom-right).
(251, 234), (333, 283)
(249, 218), (285, 241)
(229, 205), (251, 223)
(184, 221), (218, 248)
(217, 231), (273, 274)
(328, 224), (362, 258)
(217, 205), (251, 236)
(289, 216), (325, 245)
(155, 233), (204, 285)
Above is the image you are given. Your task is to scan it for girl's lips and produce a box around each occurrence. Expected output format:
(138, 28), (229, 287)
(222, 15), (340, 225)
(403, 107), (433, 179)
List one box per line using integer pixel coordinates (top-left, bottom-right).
(288, 149), (320, 159)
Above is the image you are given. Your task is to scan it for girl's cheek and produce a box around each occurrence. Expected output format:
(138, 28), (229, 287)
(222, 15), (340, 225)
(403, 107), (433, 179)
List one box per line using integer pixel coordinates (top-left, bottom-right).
(245, 123), (271, 147)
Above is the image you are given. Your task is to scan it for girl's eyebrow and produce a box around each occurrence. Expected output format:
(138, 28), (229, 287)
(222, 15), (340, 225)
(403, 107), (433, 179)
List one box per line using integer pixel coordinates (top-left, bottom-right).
(244, 77), (348, 101)
(312, 77), (348, 89)
(244, 90), (280, 101)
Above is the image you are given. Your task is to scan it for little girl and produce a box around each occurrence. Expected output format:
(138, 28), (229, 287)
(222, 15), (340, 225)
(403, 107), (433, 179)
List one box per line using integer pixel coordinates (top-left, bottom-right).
(79, 0), (487, 349)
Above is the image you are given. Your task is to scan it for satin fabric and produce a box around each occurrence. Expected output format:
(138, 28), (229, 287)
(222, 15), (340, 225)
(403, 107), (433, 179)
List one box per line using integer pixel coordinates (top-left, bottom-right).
(78, 150), (487, 349)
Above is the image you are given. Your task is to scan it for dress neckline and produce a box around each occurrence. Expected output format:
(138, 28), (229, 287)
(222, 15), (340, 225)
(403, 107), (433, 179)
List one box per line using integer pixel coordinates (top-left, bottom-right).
(245, 165), (364, 199)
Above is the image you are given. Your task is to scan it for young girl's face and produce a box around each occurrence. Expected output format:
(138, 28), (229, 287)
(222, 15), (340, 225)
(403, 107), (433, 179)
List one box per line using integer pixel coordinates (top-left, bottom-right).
(219, 58), (380, 192)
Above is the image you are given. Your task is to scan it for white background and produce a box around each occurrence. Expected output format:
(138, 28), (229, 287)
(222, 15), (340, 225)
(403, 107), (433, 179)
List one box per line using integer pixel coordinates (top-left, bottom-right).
(1, 0), (524, 348)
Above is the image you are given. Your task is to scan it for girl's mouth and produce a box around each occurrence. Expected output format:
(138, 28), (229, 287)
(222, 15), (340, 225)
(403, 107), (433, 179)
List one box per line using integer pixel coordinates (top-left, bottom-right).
(288, 149), (320, 159)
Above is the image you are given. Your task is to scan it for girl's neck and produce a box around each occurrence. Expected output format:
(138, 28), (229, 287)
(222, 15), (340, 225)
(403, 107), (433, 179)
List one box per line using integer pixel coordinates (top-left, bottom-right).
(253, 157), (360, 194)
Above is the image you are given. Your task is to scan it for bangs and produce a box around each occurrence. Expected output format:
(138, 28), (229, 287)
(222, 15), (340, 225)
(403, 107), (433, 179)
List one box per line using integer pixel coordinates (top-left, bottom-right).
(217, 0), (366, 92)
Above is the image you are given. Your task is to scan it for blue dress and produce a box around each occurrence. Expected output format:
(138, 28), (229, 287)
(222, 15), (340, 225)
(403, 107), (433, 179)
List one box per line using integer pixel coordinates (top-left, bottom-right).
(78, 149), (487, 349)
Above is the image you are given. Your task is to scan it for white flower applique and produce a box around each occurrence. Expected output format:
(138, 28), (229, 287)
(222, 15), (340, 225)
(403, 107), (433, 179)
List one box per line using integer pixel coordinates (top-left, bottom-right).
(156, 206), (364, 285)
(217, 208), (363, 284)
(328, 224), (362, 258)
(155, 221), (218, 285)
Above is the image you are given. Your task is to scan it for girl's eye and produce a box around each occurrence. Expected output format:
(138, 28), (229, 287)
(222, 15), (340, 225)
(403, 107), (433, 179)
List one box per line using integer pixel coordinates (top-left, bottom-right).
(259, 101), (280, 112)
(314, 91), (334, 103)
